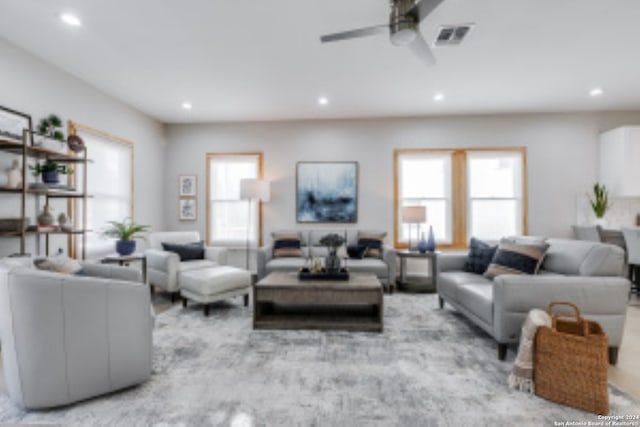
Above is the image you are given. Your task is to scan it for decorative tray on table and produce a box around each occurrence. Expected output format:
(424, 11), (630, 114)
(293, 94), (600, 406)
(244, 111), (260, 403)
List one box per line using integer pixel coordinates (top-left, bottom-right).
(298, 268), (350, 281)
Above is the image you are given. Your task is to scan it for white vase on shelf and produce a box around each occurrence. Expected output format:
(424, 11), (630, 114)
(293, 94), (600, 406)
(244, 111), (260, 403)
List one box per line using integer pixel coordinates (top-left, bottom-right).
(7, 159), (22, 188)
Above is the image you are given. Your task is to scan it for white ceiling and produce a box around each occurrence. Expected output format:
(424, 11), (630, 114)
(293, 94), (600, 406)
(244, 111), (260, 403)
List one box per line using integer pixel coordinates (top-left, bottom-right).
(1, 1), (640, 123)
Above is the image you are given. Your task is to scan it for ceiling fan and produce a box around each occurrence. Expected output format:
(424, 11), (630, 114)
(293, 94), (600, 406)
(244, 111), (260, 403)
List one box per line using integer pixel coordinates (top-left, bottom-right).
(320, 0), (445, 65)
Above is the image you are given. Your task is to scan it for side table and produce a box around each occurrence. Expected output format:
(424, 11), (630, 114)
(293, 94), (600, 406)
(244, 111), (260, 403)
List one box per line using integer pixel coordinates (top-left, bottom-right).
(100, 253), (147, 284)
(396, 250), (439, 293)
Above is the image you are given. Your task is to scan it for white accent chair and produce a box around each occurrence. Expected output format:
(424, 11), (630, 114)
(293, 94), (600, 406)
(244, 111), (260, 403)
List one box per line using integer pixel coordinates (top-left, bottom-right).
(0, 259), (153, 409)
(145, 231), (228, 301)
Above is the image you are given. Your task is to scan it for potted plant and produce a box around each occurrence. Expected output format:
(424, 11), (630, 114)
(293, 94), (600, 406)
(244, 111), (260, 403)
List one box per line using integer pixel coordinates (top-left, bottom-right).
(587, 182), (612, 225)
(37, 114), (65, 141)
(103, 218), (150, 256)
(29, 160), (74, 184)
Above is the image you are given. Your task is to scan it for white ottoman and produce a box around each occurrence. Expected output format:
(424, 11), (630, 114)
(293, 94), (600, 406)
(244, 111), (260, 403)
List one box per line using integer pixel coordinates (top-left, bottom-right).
(179, 266), (252, 316)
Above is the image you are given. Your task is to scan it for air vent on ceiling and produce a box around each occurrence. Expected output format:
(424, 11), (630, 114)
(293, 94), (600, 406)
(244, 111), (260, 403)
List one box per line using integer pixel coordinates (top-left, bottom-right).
(434, 24), (474, 46)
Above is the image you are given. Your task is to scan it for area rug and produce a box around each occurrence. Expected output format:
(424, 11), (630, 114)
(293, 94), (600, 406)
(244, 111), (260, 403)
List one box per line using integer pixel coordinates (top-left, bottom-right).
(0, 294), (638, 426)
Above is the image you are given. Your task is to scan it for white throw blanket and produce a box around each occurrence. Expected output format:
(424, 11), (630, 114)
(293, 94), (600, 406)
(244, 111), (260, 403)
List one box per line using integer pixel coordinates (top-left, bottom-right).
(508, 309), (552, 393)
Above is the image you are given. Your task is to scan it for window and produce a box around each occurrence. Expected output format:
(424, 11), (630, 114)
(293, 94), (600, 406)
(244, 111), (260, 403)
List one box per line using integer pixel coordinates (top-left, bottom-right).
(467, 151), (524, 239)
(394, 148), (526, 248)
(396, 151), (453, 244)
(72, 123), (133, 259)
(207, 153), (263, 246)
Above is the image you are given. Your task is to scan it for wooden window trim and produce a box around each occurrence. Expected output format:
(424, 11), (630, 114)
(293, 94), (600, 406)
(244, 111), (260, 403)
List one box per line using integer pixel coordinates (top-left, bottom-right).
(394, 147), (527, 249)
(68, 121), (134, 258)
(206, 152), (264, 247)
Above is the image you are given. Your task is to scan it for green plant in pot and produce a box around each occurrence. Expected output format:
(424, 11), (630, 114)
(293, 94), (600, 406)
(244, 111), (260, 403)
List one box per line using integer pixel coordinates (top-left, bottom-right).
(103, 218), (150, 256)
(37, 114), (65, 141)
(29, 160), (73, 184)
(587, 182), (612, 224)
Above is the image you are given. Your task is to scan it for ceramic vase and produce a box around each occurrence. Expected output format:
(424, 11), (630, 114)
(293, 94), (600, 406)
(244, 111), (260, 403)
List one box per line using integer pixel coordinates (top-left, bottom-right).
(417, 232), (429, 253)
(593, 217), (607, 227)
(425, 225), (436, 252)
(37, 205), (54, 226)
(325, 249), (341, 274)
(7, 159), (22, 188)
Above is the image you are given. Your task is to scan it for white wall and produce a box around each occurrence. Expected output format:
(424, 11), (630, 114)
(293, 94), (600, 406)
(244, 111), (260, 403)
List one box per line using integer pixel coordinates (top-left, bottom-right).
(0, 37), (165, 258)
(164, 111), (640, 246)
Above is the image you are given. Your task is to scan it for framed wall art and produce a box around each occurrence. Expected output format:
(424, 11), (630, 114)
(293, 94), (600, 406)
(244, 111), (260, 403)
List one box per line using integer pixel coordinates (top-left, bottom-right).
(296, 161), (358, 223)
(179, 198), (197, 221)
(0, 106), (33, 145)
(179, 174), (197, 197)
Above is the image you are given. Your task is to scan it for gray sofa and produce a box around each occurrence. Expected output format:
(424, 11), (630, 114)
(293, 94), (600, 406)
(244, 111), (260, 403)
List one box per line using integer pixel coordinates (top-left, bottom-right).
(0, 258), (153, 409)
(257, 229), (396, 291)
(437, 238), (631, 364)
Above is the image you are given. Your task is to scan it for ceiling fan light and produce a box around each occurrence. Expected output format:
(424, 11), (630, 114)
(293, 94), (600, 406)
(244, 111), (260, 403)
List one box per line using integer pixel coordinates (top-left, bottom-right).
(390, 27), (417, 46)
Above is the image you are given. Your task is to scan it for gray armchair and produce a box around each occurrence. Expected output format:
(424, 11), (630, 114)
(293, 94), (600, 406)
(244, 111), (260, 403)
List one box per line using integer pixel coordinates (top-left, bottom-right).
(145, 231), (227, 300)
(0, 260), (153, 409)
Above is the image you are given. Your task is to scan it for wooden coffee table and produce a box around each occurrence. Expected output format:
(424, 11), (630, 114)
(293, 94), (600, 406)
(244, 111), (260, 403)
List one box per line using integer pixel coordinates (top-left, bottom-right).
(253, 272), (383, 332)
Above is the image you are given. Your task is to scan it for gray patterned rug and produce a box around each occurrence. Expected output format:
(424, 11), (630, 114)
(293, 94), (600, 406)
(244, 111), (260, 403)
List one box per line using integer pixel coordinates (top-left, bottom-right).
(0, 293), (638, 426)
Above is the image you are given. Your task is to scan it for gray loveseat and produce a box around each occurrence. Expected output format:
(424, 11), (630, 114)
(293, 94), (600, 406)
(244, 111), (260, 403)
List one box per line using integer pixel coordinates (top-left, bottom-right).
(257, 229), (396, 291)
(437, 238), (630, 364)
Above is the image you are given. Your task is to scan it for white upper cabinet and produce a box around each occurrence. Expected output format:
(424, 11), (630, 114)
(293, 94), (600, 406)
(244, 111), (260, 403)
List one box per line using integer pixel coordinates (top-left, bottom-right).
(599, 126), (640, 197)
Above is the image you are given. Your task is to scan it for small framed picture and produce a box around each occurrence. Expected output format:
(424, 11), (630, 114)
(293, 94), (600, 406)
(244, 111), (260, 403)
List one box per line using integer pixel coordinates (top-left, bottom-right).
(0, 106), (33, 145)
(179, 198), (197, 221)
(179, 175), (197, 197)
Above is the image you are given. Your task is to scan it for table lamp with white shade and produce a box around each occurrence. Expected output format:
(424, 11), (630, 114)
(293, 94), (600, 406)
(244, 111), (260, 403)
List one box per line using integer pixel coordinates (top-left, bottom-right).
(402, 206), (426, 251)
(240, 178), (270, 271)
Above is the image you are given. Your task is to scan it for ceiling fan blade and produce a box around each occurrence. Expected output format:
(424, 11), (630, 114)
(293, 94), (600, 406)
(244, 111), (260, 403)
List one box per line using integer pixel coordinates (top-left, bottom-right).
(320, 25), (388, 43)
(407, 0), (446, 22)
(408, 32), (436, 65)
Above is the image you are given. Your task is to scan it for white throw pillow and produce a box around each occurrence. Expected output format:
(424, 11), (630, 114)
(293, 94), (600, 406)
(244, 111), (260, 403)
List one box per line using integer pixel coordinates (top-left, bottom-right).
(34, 255), (82, 274)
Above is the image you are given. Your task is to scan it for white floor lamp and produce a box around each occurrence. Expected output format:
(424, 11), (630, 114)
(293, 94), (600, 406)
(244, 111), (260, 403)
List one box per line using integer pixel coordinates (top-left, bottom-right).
(240, 178), (270, 272)
(402, 206), (426, 251)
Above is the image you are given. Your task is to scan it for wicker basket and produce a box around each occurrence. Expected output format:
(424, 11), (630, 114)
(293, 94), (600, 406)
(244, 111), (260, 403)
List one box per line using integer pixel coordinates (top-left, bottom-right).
(534, 302), (609, 415)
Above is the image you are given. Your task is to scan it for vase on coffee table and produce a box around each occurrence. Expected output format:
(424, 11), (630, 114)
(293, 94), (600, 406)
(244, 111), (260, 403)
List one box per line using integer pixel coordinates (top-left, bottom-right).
(325, 249), (341, 275)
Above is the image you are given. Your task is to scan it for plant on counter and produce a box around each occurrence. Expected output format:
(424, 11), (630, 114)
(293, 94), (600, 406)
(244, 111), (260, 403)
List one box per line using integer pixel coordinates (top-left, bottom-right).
(587, 182), (612, 219)
(103, 218), (150, 256)
(37, 114), (65, 141)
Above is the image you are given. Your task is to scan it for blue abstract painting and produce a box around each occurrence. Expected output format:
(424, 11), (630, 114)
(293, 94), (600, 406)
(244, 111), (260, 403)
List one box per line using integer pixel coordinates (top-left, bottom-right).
(296, 162), (358, 223)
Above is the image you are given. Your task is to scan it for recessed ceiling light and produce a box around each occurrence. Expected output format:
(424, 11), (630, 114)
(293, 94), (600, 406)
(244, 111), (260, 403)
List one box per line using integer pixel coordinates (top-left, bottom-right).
(60, 13), (81, 27)
(317, 97), (329, 106)
(433, 93), (445, 102)
(181, 102), (192, 110)
(589, 87), (603, 97)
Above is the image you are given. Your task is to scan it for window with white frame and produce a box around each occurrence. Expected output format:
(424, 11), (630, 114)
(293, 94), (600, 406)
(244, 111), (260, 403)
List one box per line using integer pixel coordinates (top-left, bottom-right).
(397, 151), (453, 245)
(207, 153), (262, 246)
(467, 151), (524, 239)
(74, 127), (133, 259)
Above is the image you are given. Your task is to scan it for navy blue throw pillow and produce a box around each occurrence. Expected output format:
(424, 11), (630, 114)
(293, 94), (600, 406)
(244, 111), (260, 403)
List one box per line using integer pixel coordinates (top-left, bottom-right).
(272, 232), (303, 257)
(347, 245), (368, 260)
(464, 237), (498, 274)
(162, 241), (205, 261)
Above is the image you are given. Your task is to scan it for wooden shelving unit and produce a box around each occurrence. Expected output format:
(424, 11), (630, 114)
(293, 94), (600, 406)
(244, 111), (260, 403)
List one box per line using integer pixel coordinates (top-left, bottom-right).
(0, 130), (90, 258)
